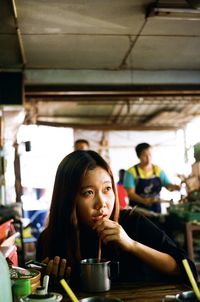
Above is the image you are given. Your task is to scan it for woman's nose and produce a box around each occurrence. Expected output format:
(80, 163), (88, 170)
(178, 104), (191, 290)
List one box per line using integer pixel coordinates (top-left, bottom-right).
(95, 193), (106, 210)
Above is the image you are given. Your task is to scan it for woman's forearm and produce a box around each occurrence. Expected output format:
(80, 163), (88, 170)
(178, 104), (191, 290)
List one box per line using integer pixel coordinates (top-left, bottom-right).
(129, 240), (179, 276)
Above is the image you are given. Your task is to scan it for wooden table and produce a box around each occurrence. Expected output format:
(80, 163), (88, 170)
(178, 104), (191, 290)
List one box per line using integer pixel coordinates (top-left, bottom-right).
(61, 282), (190, 302)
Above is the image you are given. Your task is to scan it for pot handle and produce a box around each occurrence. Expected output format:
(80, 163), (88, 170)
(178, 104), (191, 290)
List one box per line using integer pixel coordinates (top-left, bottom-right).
(109, 261), (119, 280)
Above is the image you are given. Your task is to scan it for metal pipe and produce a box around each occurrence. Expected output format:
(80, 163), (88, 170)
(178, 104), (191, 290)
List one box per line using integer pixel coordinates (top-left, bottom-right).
(11, 0), (27, 66)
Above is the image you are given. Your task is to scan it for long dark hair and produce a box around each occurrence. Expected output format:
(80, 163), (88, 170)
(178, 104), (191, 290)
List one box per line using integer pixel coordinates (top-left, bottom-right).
(41, 150), (119, 265)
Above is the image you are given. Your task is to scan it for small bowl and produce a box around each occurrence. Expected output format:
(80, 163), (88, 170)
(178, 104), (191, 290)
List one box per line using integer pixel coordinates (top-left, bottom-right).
(79, 297), (123, 302)
(11, 267), (41, 293)
(176, 291), (198, 302)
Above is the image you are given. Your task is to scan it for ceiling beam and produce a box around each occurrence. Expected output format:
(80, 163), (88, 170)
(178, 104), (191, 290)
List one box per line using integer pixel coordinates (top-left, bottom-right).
(25, 84), (200, 98)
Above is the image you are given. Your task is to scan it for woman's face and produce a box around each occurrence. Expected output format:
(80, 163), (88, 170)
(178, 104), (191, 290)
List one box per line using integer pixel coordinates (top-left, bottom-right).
(76, 166), (115, 228)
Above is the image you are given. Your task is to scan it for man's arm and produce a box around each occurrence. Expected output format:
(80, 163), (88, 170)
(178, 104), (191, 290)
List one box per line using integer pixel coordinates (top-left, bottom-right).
(126, 187), (155, 206)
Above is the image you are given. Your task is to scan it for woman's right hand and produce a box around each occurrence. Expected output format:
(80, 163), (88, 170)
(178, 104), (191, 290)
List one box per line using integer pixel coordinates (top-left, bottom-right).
(42, 256), (71, 281)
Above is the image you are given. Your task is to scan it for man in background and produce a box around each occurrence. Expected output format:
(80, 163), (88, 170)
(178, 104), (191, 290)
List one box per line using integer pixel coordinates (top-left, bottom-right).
(74, 139), (90, 150)
(123, 142), (180, 213)
(117, 169), (129, 209)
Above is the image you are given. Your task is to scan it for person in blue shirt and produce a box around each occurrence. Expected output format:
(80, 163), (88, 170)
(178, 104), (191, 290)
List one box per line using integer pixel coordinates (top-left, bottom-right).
(123, 143), (180, 213)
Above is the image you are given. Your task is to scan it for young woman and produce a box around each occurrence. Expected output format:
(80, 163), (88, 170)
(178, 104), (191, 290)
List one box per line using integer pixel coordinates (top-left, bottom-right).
(36, 150), (197, 287)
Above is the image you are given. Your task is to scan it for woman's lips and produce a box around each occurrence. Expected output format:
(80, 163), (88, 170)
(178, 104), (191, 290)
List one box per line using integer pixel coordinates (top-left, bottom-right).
(92, 214), (107, 221)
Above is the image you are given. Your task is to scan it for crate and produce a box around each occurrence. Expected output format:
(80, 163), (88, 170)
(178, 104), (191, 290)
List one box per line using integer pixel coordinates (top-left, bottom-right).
(168, 202), (200, 222)
(0, 219), (15, 244)
(183, 212), (200, 222)
(192, 162), (200, 178)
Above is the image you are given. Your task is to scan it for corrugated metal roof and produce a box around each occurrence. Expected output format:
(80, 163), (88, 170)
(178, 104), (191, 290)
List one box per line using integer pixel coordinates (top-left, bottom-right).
(24, 92), (200, 130)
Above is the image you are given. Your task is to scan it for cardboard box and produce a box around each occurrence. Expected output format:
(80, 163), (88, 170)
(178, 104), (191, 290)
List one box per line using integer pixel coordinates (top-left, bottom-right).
(185, 176), (200, 193)
(192, 162), (200, 178)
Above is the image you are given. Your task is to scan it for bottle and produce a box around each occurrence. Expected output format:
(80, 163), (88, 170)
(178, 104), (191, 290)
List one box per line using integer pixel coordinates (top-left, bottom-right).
(12, 279), (31, 302)
(0, 251), (13, 302)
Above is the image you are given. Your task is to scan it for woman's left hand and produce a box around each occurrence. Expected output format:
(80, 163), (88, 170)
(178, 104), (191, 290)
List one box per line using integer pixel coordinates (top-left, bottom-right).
(42, 256), (71, 281)
(93, 219), (133, 252)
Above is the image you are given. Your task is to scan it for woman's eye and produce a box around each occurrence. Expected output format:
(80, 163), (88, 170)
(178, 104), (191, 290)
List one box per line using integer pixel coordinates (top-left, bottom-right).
(104, 186), (112, 193)
(83, 190), (93, 197)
